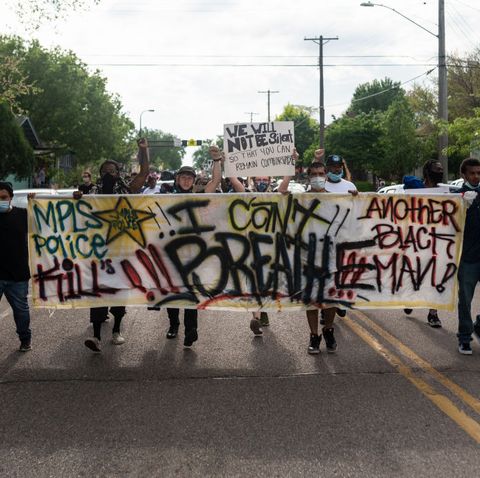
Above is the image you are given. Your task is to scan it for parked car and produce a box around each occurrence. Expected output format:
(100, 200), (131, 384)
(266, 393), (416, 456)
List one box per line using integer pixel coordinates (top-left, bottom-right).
(377, 184), (405, 194)
(11, 188), (58, 209)
(56, 188), (78, 196)
(273, 180), (306, 193)
(448, 178), (464, 189)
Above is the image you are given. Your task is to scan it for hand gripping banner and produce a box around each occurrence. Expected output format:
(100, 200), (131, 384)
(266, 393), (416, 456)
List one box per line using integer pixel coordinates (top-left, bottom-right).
(28, 193), (465, 311)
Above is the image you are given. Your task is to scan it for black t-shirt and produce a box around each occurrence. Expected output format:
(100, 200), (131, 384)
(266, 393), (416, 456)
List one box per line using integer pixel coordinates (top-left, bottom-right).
(0, 207), (30, 281)
(78, 183), (95, 194)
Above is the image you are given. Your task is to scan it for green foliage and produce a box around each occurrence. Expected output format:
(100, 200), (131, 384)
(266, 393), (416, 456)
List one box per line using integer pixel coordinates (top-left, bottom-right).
(349, 77), (405, 115)
(142, 128), (185, 171)
(275, 104), (319, 164)
(0, 102), (34, 179)
(355, 180), (375, 192)
(0, 36), (135, 168)
(192, 137), (223, 171)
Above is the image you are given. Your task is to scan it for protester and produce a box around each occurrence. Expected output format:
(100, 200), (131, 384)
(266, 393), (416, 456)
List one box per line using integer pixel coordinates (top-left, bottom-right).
(78, 171), (94, 194)
(163, 151), (222, 347)
(456, 158), (480, 355)
(402, 159), (445, 327)
(0, 182), (32, 352)
(142, 173), (162, 194)
(78, 139), (150, 353)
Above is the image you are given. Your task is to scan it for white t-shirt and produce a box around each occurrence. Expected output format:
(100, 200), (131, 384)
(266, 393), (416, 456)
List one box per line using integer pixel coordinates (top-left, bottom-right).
(142, 185), (162, 194)
(325, 178), (357, 193)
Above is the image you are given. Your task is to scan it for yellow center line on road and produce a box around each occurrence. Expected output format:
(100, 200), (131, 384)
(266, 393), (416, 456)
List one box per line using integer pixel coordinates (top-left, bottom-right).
(342, 315), (480, 444)
(350, 310), (480, 416)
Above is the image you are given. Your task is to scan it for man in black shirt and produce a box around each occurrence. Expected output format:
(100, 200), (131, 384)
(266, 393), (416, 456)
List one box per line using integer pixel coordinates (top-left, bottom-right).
(0, 182), (32, 352)
(78, 171), (94, 195)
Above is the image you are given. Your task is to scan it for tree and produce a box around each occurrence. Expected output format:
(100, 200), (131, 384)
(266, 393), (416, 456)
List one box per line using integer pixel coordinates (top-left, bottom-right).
(378, 97), (420, 179)
(275, 104), (318, 165)
(0, 102), (34, 179)
(192, 137), (223, 171)
(0, 36), (135, 168)
(349, 77), (405, 115)
(325, 112), (384, 173)
(142, 128), (185, 171)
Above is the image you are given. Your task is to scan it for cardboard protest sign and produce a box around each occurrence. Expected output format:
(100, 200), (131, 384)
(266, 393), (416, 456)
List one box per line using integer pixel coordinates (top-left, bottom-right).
(28, 193), (465, 311)
(223, 121), (295, 177)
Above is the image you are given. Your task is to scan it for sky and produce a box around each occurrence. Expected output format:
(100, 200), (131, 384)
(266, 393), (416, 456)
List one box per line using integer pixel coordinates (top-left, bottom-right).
(1, 0), (479, 164)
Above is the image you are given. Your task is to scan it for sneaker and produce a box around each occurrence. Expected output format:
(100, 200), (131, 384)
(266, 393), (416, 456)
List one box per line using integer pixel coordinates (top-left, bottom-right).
(322, 327), (337, 353)
(259, 312), (270, 326)
(473, 318), (480, 344)
(112, 332), (125, 345)
(19, 340), (32, 352)
(249, 318), (263, 336)
(147, 306), (161, 311)
(427, 312), (442, 328)
(320, 309), (326, 325)
(404, 309), (413, 315)
(308, 334), (321, 354)
(458, 342), (473, 355)
(184, 328), (198, 347)
(84, 337), (101, 353)
(166, 325), (179, 339)
(336, 309), (346, 318)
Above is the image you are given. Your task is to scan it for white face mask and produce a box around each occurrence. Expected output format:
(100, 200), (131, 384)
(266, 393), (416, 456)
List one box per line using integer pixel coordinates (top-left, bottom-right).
(310, 176), (326, 190)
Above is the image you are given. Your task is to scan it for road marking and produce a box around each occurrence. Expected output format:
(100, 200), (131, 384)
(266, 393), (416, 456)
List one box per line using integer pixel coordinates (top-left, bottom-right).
(343, 315), (480, 444)
(351, 310), (480, 416)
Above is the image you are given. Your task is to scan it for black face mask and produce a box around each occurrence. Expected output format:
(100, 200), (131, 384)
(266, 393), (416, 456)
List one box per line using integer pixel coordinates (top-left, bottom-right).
(101, 173), (117, 194)
(428, 171), (444, 185)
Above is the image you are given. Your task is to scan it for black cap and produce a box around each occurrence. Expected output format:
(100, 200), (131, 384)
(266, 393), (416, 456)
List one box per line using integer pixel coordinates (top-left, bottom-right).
(177, 166), (196, 178)
(0, 181), (13, 197)
(326, 154), (343, 165)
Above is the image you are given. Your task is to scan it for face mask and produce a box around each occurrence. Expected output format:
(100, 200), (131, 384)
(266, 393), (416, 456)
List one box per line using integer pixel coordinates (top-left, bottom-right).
(428, 171), (443, 184)
(0, 200), (11, 213)
(465, 181), (480, 190)
(310, 176), (326, 190)
(82, 177), (91, 184)
(101, 172), (117, 194)
(327, 171), (343, 183)
(255, 181), (269, 192)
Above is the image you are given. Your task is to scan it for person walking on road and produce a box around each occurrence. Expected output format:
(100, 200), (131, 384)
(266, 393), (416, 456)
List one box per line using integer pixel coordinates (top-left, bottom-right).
(0, 182), (32, 352)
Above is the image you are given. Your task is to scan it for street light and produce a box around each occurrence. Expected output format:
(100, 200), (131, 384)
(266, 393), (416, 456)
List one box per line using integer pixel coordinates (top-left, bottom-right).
(139, 109), (155, 135)
(360, 1), (448, 181)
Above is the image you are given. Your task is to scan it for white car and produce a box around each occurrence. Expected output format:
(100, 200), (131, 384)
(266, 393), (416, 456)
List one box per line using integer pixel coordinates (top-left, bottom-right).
(11, 188), (58, 209)
(56, 188), (78, 196)
(273, 180), (306, 193)
(377, 184), (405, 194)
(448, 178), (464, 190)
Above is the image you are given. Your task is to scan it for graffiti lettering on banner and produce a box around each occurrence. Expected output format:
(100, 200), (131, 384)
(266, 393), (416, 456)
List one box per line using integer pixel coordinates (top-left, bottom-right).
(223, 121), (295, 177)
(28, 193), (466, 311)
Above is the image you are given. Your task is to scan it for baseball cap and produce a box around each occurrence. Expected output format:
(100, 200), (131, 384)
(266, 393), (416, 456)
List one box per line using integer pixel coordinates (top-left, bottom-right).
(326, 154), (343, 165)
(177, 166), (196, 178)
(0, 181), (14, 197)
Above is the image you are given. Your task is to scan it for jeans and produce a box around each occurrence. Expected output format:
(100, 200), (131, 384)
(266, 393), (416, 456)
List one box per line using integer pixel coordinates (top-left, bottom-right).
(167, 308), (197, 333)
(0, 280), (31, 343)
(457, 260), (480, 344)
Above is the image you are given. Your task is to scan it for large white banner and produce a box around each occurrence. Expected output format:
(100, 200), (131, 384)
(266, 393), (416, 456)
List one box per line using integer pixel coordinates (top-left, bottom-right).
(223, 121), (295, 177)
(28, 193), (465, 311)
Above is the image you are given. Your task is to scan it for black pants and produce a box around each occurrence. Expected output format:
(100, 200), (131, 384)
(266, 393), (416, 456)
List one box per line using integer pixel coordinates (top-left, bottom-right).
(90, 306), (126, 339)
(167, 308), (197, 333)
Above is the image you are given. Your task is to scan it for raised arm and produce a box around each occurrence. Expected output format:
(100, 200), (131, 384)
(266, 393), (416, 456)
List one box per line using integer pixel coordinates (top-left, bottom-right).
(129, 138), (150, 193)
(277, 147), (299, 194)
(204, 146), (223, 193)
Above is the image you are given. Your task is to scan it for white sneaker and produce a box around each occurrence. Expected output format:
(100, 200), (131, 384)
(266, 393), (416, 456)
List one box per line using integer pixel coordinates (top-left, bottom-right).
(84, 337), (101, 353)
(112, 332), (125, 345)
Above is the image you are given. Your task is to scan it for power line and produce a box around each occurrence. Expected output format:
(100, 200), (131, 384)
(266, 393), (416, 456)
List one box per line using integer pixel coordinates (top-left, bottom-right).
(88, 63), (439, 67)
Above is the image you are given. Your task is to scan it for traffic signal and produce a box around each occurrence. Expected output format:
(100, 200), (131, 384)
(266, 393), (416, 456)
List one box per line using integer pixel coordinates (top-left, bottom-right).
(181, 139), (203, 147)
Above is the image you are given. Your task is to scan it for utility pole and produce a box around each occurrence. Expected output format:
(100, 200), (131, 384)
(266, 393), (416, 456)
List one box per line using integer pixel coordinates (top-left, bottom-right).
(438, 0), (448, 182)
(304, 35), (338, 149)
(245, 112), (259, 123)
(258, 90), (279, 122)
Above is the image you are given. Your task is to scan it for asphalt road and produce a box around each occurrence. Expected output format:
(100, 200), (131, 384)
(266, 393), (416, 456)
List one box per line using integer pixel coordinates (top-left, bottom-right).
(0, 295), (479, 477)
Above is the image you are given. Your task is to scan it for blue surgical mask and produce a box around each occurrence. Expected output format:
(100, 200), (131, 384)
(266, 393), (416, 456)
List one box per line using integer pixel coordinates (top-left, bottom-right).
(0, 200), (11, 212)
(327, 171), (343, 183)
(255, 181), (269, 192)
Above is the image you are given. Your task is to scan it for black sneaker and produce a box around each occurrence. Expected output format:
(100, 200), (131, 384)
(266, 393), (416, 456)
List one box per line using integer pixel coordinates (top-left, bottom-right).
(336, 309), (346, 318)
(404, 309), (413, 315)
(166, 325), (179, 339)
(427, 312), (442, 328)
(259, 312), (270, 326)
(249, 318), (263, 336)
(458, 342), (472, 355)
(473, 318), (480, 344)
(19, 340), (32, 352)
(322, 327), (337, 353)
(184, 328), (198, 347)
(308, 334), (321, 354)
(320, 309), (325, 325)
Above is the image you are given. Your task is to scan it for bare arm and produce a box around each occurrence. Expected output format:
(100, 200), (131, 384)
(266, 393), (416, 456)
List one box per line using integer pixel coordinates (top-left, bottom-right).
(204, 146), (223, 193)
(129, 138), (150, 193)
(277, 148), (299, 194)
